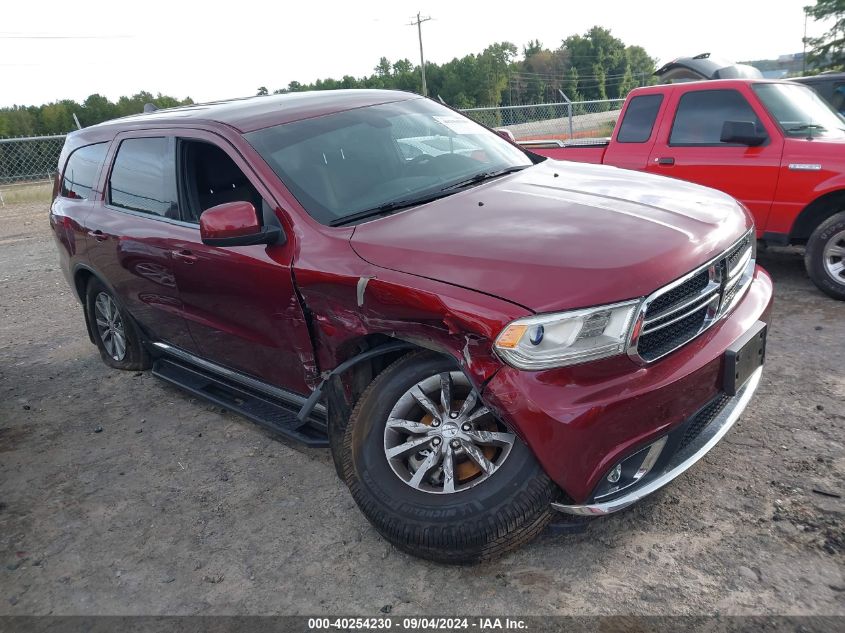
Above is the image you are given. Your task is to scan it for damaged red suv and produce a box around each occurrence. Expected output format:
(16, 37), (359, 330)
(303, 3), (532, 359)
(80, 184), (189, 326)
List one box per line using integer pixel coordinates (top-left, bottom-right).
(50, 90), (773, 562)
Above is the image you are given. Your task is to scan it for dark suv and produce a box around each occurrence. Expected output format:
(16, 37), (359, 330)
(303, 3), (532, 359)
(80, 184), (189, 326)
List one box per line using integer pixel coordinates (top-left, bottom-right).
(50, 90), (773, 563)
(791, 72), (845, 115)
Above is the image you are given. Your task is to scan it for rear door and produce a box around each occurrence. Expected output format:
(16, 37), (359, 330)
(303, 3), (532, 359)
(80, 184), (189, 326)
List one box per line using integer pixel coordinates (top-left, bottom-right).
(646, 87), (784, 230)
(87, 131), (198, 351)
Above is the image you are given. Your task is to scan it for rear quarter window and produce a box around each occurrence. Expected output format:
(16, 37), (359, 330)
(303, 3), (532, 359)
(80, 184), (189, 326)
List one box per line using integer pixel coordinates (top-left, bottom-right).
(60, 143), (108, 200)
(616, 94), (664, 143)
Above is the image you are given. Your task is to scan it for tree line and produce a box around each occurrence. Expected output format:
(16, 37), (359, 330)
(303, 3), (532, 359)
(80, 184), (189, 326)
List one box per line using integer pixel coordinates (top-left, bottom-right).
(0, 92), (194, 138)
(261, 26), (658, 109)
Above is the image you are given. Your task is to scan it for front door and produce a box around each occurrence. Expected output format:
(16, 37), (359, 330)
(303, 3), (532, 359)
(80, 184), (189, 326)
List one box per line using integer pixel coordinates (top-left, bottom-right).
(166, 132), (314, 395)
(646, 87), (784, 230)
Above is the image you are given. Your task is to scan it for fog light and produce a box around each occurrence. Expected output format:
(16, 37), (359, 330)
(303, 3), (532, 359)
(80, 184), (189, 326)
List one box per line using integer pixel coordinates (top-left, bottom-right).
(594, 437), (668, 501)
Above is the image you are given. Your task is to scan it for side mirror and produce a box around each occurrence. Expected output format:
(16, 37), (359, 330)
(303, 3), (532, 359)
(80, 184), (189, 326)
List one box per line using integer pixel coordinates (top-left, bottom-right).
(199, 201), (283, 247)
(720, 120), (766, 146)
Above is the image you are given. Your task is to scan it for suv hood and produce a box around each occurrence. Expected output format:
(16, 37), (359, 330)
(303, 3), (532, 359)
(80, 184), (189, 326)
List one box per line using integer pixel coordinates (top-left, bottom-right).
(350, 161), (750, 313)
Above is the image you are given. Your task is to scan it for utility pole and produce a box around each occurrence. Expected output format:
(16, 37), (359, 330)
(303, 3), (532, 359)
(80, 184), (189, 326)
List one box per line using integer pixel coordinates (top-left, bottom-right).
(803, 5), (810, 75)
(409, 12), (432, 96)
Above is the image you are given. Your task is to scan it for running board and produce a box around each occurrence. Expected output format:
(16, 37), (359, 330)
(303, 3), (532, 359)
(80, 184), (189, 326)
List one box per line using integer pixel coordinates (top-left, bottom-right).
(152, 357), (329, 448)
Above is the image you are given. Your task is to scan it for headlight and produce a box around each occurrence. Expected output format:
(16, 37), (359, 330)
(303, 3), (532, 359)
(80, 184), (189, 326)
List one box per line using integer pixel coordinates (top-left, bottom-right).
(494, 300), (641, 370)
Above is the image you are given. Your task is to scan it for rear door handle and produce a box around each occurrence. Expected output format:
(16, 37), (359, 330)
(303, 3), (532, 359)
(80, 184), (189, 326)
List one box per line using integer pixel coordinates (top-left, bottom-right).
(656, 157), (675, 166)
(87, 229), (107, 242)
(171, 249), (198, 264)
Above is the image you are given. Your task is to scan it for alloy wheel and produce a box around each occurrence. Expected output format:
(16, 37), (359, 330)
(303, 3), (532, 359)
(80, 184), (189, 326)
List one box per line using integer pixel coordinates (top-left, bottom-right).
(823, 229), (845, 283)
(383, 371), (515, 494)
(94, 292), (127, 361)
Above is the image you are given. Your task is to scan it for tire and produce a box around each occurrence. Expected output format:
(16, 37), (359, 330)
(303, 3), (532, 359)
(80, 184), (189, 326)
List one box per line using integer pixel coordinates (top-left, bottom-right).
(85, 278), (151, 370)
(805, 210), (845, 301)
(342, 350), (557, 564)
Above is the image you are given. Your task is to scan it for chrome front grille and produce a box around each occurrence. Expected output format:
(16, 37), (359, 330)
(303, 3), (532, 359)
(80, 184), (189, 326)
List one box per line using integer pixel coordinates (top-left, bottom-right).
(630, 231), (755, 363)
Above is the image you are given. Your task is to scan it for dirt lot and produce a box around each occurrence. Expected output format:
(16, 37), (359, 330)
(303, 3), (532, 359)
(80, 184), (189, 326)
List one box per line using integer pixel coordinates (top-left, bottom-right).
(0, 199), (843, 616)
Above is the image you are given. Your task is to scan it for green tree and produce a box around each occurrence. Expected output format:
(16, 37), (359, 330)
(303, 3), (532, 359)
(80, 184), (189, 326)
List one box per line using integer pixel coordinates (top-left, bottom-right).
(592, 64), (609, 109)
(374, 56), (392, 78)
(807, 0), (844, 70)
(256, 86), (268, 96)
(39, 101), (77, 134)
(81, 94), (117, 126)
(477, 42), (518, 106)
(616, 67), (637, 99)
(522, 39), (544, 58)
(564, 66), (582, 103)
(625, 45), (657, 86)
(562, 27), (628, 100)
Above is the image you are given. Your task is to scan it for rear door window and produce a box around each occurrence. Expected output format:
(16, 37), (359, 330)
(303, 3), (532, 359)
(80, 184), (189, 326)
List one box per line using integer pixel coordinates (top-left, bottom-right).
(108, 137), (179, 218)
(60, 143), (108, 199)
(669, 89), (764, 146)
(616, 94), (664, 143)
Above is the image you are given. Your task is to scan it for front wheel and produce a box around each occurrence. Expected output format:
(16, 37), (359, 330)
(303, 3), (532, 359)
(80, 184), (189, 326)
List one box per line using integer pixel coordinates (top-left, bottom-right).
(342, 351), (557, 564)
(805, 210), (845, 301)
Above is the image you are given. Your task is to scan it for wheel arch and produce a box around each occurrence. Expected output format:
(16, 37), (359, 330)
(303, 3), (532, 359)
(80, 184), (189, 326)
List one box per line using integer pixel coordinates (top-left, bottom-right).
(318, 334), (461, 479)
(72, 264), (140, 346)
(790, 189), (845, 242)
(72, 265), (100, 344)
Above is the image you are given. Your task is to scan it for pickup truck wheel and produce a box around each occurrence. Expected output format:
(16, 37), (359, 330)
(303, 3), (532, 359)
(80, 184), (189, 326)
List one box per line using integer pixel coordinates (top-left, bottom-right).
(85, 279), (151, 370)
(342, 351), (556, 563)
(805, 211), (845, 301)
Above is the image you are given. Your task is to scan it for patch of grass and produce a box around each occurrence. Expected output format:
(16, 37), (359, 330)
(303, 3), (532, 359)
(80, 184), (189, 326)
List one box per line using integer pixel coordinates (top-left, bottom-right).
(0, 182), (53, 205)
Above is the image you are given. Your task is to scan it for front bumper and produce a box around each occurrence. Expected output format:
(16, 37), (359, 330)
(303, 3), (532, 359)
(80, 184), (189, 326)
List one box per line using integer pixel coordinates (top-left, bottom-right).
(551, 365), (762, 515)
(482, 266), (773, 505)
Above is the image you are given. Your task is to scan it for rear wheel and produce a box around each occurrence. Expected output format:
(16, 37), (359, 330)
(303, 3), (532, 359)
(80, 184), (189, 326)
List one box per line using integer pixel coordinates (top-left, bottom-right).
(805, 210), (845, 301)
(85, 279), (151, 370)
(342, 351), (556, 564)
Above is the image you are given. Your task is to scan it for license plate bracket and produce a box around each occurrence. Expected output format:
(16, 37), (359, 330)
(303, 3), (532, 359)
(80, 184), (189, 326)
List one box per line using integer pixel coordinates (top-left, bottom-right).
(723, 321), (767, 396)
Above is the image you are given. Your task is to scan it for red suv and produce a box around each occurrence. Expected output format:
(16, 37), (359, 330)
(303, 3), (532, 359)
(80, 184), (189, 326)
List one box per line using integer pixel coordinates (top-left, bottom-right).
(50, 90), (773, 563)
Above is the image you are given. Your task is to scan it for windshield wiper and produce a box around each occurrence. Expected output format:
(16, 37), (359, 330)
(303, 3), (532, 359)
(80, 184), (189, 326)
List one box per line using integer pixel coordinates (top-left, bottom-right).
(329, 166), (531, 227)
(440, 165), (529, 192)
(329, 191), (454, 227)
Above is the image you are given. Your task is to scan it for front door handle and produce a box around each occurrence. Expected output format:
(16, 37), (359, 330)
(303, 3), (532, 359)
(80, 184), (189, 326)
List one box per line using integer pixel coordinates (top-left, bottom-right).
(656, 157), (675, 166)
(171, 249), (198, 264)
(87, 229), (107, 242)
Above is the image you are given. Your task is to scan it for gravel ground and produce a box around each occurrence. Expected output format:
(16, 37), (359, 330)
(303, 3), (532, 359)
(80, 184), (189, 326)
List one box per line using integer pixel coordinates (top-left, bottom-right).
(0, 200), (843, 616)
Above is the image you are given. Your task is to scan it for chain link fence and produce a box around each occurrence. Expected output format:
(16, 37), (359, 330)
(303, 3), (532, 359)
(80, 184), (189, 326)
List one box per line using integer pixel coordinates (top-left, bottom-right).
(0, 134), (65, 205)
(459, 98), (624, 142)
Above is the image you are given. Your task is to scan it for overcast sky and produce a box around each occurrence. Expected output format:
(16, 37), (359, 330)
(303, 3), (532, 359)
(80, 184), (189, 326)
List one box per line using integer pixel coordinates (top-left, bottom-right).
(1, 0), (829, 107)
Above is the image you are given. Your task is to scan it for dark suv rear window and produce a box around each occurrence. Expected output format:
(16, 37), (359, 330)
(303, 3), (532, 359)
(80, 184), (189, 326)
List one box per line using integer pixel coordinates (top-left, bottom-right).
(60, 143), (107, 200)
(108, 137), (178, 217)
(616, 94), (663, 143)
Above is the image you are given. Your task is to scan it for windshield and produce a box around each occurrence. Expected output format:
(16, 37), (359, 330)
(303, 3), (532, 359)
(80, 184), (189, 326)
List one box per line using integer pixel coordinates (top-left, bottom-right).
(244, 98), (533, 225)
(753, 83), (845, 139)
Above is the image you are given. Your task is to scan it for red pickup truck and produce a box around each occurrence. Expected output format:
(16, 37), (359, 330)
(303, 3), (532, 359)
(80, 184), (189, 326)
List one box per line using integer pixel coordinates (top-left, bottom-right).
(522, 79), (845, 300)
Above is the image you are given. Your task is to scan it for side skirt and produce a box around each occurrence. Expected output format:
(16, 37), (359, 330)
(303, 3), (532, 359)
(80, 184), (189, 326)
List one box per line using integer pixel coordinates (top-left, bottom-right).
(150, 348), (328, 448)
